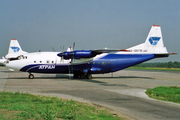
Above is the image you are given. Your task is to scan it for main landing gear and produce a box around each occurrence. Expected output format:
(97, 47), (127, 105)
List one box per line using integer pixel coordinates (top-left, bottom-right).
(28, 73), (34, 79)
(73, 73), (92, 79)
(27, 73), (92, 79)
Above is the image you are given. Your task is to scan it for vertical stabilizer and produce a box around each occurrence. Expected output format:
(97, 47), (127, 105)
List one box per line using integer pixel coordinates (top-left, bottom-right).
(144, 25), (164, 47)
(128, 25), (168, 53)
(8, 39), (23, 54)
(5, 39), (27, 59)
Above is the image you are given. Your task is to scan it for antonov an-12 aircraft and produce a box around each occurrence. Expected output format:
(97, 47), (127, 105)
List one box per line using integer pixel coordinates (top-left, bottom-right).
(0, 25), (176, 79)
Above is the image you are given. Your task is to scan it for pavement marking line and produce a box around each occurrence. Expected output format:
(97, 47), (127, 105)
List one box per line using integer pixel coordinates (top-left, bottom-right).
(105, 89), (152, 100)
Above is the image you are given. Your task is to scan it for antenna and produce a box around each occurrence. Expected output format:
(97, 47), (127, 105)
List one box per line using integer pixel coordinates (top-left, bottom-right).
(52, 47), (55, 52)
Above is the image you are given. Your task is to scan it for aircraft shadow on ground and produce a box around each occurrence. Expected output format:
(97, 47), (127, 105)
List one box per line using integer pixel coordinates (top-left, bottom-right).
(56, 75), (131, 86)
(0, 75), (154, 80)
(93, 76), (154, 79)
(1, 74), (131, 87)
(0, 74), (153, 87)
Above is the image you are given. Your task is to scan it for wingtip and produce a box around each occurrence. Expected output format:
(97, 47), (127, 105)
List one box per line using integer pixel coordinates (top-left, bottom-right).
(153, 24), (160, 27)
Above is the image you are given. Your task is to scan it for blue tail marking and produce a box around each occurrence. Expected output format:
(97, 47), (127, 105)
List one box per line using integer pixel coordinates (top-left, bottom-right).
(11, 47), (20, 52)
(149, 37), (161, 45)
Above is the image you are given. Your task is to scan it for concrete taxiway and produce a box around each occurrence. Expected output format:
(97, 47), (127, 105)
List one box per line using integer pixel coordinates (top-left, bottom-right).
(0, 66), (180, 120)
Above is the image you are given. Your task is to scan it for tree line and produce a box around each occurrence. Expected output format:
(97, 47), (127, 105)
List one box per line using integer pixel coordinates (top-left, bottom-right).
(134, 61), (180, 68)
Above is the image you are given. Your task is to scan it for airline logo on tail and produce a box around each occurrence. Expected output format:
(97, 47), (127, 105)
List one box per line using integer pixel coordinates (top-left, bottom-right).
(11, 47), (20, 52)
(149, 37), (161, 45)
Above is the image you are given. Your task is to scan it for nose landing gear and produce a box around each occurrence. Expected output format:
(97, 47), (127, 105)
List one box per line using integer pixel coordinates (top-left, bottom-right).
(28, 73), (34, 79)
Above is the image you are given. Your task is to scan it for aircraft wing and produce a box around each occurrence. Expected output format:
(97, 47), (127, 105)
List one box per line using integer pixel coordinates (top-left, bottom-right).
(57, 48), (132, 61)
(92, 48), (123, 54)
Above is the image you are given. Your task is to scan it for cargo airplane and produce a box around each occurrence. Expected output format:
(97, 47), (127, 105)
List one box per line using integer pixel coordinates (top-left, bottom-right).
(0, 25), (176, 79)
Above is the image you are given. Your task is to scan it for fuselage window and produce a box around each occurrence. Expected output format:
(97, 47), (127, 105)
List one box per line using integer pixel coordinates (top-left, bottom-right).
(98, 62), (101, 64)
(40, 61), (42, 63)
(34, 61), (36, 63)
(102, 62), (106, 65)
(52, 61), (54, 64)
(47, 60), (49, 63)
(93, 62), (95, 64)
(108, 62), (111, 65)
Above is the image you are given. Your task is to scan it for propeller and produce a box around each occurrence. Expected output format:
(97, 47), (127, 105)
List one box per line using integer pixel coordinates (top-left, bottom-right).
(69, 42), (75, 79)
(60, 46), (64, 63)
(71, 42), (75, 62)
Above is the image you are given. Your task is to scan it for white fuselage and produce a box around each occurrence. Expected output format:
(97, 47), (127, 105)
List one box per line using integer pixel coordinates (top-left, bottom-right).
(5, 52), (71, 70)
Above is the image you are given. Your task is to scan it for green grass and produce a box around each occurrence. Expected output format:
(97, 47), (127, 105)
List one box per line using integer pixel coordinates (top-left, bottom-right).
(128, 67), (180, 71)
(146, 86), (180, 103)
(0, 92), (122, 120)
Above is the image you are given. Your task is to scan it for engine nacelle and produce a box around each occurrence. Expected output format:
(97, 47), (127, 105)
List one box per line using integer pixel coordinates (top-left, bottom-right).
(57, 52), (73, 60)
(57, 50), (97, 60)
(74, 50), (97, 58)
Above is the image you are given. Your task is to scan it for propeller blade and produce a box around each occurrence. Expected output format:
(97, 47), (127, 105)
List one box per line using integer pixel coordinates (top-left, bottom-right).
(60, 46), (65, 63)
(70, 42), (75, 78)
(73, 42), (75, 51)
(71, 42), (75, 63)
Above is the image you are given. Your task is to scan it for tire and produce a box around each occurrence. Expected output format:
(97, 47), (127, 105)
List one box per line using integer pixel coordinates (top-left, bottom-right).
(29, 74), (34, 79)
(86, 74), (92, 79)
(80, 74), (86, 79)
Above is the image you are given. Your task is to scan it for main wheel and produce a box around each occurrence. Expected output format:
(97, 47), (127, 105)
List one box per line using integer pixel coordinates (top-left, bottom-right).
(29, 74), (34, 79)
(80, 74), (86, 79)
(86, 74), (92, 79)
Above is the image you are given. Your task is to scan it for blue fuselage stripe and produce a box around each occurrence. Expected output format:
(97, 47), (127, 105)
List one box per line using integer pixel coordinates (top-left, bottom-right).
(20, 54), (155, 74)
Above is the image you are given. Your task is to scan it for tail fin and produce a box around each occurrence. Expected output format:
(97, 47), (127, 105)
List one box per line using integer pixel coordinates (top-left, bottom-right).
(128, 25), (168, 53)
(5, 39), (27, 59)
(8, 39), (24, 54)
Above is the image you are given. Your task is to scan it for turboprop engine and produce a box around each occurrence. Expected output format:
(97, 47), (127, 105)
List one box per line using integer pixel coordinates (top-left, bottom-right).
(57, 50), (98, 60)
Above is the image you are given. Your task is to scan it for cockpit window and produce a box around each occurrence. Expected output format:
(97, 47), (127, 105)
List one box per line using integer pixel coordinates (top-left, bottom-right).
(9, 58), (19, 61)
(9, 55), (27, 61)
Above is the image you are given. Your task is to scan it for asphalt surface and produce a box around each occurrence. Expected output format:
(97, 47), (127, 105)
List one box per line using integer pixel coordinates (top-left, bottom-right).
(0, 66), (180, 120)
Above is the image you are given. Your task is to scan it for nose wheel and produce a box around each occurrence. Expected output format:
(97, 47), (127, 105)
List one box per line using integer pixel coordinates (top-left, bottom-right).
(29, 74), (34, 79)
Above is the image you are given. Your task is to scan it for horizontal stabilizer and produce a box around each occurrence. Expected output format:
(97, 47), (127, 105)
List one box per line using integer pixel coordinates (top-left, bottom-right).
(154, 53), (177, 58)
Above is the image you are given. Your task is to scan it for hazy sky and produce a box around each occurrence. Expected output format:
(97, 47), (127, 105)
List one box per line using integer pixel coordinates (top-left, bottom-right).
(0, 0), (179, 62)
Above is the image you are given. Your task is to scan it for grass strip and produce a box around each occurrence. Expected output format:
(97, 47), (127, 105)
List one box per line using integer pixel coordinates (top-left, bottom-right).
(146, 86), (180, 103)
(128, 67), (180, 71)
(0, 91), (122, 120)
